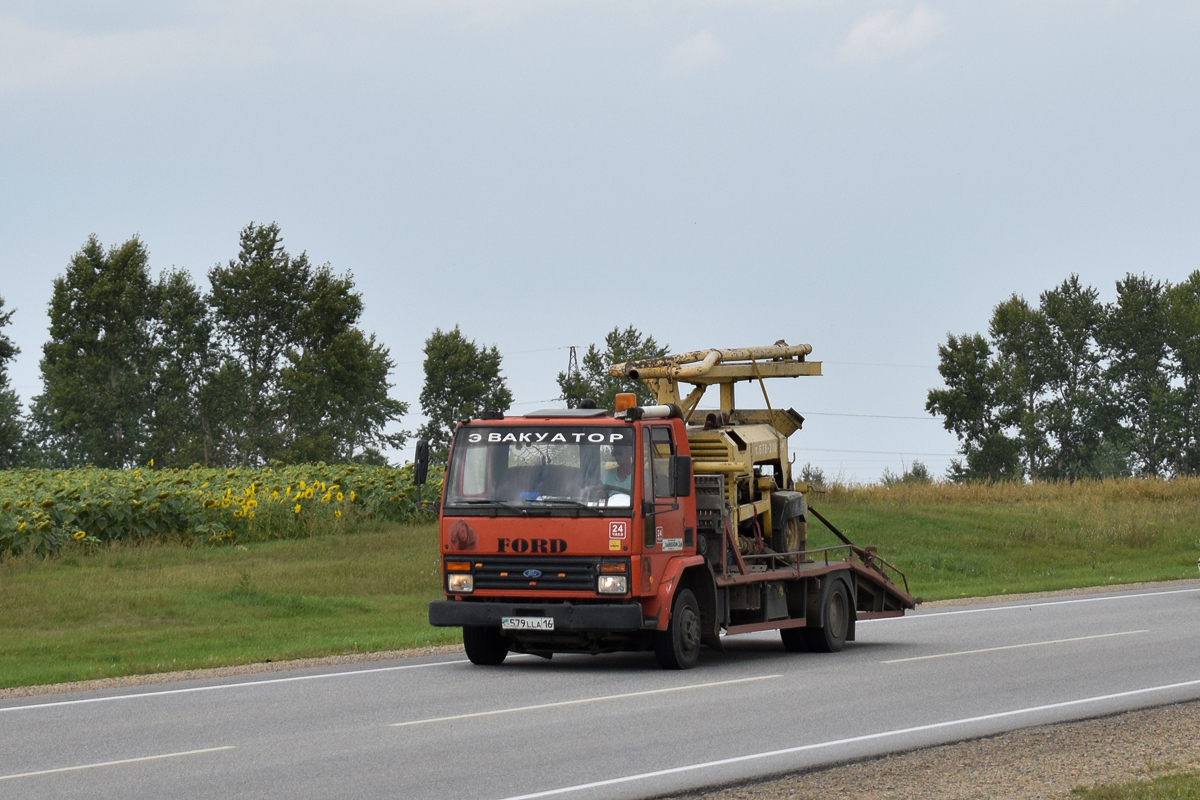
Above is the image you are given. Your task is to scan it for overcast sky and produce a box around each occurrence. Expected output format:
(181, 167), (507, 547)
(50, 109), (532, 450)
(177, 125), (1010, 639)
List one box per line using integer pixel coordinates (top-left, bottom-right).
(2, 1), (1198, 481)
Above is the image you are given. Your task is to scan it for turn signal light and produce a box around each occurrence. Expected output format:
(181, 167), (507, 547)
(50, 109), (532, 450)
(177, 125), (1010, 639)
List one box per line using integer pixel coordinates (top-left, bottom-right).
(600, 562), (627, 573)
(614, 393), (637, 413)
(445, 561), (471, 572)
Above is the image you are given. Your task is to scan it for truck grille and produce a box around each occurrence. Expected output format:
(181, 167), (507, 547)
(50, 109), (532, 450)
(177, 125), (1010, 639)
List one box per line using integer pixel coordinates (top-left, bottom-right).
(472, 556), (601, 592)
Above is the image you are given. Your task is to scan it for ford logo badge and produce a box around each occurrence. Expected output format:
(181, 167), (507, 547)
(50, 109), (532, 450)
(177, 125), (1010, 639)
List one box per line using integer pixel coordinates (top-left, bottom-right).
(523, 569), (542, 578)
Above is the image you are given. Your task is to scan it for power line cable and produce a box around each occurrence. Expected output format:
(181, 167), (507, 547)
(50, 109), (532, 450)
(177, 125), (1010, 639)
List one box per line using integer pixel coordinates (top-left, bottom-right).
(829, 361), (939, 369)
(510, 398), (564, 407)
(395, 345), (573, 366)
(802, 411), (937, 420)
(802, 447), (958, 456)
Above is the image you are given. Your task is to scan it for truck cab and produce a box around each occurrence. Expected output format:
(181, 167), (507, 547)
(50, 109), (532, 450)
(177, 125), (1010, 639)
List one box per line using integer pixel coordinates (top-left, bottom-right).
(428, 406), (706, 667)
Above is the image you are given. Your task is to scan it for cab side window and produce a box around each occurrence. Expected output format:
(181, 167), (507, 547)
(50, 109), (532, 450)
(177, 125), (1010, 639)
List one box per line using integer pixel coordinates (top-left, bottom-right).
(641, 433), (654, 502)
(651, 427), (674, 499)
(642, 430), (660, 547)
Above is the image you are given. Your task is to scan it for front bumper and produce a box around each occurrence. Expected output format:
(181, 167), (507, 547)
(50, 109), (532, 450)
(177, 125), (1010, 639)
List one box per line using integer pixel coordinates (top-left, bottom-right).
(429, 600), (643, 631)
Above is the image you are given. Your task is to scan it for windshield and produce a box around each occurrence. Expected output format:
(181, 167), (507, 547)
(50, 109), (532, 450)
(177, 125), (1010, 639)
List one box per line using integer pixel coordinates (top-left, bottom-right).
(445, 426), (635, 513)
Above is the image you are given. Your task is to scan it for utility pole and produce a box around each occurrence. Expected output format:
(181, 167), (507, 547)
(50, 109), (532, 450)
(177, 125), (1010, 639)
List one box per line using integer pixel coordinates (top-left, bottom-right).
(564, 346), (581, 408)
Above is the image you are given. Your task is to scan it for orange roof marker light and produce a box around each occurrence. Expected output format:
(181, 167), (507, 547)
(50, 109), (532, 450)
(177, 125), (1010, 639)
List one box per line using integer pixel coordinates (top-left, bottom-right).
(614, 393), (637, 414)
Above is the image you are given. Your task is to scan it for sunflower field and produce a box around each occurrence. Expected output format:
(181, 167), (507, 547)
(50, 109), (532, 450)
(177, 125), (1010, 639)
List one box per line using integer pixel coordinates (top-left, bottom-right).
(0, 462), (443, 556)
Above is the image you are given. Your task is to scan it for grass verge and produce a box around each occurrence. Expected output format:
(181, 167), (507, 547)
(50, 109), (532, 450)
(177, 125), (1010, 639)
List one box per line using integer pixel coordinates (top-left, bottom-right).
(1070, 771), (1200, 799)
(0, 522), (457, 689)
(812, 479), (1200, 600)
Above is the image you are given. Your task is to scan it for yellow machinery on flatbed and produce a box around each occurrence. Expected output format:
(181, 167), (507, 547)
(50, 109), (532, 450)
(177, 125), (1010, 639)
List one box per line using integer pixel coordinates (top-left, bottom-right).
(609, 342), (916, 644)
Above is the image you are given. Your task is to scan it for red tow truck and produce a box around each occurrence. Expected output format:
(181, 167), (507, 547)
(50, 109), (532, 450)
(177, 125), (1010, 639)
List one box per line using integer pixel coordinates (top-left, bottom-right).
(423, 343), (916, 668)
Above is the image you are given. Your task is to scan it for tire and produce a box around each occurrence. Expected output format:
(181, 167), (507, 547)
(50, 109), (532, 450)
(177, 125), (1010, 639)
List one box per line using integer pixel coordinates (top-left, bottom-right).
(655, 589), (702, 670)
(771, 517), (802, 554)
(463, 626), (510, 666)
(779, 627), (806, 652)
(802, 579), (850, 653)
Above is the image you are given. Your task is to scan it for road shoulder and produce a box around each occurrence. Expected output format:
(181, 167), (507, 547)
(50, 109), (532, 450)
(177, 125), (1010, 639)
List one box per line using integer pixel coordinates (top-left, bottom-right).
(660, 699), (1200, 800)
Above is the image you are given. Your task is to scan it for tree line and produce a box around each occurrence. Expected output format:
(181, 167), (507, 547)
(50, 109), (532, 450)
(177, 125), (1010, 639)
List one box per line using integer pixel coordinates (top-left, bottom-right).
(0, 223), (407, 469)
(928, 272), (1200, 482)
(0, 225), (663, 469)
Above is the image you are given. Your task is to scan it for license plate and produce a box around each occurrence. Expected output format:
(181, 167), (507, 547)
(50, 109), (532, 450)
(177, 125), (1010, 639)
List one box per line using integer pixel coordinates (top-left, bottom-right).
(501, 616), (555, 631)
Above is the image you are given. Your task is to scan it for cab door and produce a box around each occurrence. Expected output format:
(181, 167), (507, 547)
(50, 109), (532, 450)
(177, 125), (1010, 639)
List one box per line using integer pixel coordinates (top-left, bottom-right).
(641, 424), (688, 579)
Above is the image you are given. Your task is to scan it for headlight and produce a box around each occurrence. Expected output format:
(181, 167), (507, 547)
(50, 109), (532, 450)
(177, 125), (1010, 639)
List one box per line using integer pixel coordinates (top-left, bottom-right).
(597, 575), (627, 594)
(447, 573), (474, 593)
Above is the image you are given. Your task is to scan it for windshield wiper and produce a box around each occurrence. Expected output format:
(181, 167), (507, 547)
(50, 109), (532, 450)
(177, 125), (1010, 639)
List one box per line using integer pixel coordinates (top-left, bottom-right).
(526, 497), (589, 507)
(449, 499), (531, 510)
(448, 500), (551, 513)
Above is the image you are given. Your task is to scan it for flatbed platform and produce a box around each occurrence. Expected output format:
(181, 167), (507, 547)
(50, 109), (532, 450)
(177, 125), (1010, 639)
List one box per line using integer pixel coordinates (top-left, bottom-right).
(712, 503), (918, 637)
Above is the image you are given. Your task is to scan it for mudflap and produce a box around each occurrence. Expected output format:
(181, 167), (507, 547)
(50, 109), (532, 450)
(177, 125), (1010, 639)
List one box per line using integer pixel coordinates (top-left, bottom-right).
(829, 571), (856, 642)
(847, 573), (857, 642)
(675, 559), (724, 652)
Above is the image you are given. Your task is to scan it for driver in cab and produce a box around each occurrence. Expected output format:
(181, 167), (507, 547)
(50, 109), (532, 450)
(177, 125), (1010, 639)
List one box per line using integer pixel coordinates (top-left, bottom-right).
(601, 446), (634, 493)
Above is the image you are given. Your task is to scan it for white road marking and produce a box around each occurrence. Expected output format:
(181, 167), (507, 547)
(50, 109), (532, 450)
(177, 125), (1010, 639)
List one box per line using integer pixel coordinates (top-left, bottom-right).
(860, 587), (1200, 622)
(882, 629), (1149, 664)
(0, 659), (470, 714)
(494, 677), (1200, 800)
(0, 746), (235, 781)
(391, 675), (781, 727)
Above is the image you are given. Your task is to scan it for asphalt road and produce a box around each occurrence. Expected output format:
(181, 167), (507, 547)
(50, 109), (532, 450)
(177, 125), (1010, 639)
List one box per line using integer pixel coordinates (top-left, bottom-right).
(3, 583), (1200, 800)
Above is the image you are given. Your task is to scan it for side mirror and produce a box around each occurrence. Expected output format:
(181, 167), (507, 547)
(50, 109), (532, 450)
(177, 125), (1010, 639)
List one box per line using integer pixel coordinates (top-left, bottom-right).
(670, 455), (692, 497)
(414, 439), (430, 488)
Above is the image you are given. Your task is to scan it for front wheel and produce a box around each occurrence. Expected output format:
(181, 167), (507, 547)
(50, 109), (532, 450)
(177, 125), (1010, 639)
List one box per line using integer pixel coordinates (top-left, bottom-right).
(655, 589), (702, 670)
(463, 626), (510, 665)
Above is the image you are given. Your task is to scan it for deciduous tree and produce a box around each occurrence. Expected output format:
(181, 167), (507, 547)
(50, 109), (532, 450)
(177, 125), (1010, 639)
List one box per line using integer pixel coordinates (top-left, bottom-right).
(32, 236), (155, 468)
(418, 326), (512, 456)
(208, 222), (313, 464)
(989, 295), (1051, 479)
(557, 326), (668, 410)
(208, 222), (406, 465)
(1167, 271), (1200, 474)
(1037, 276), (1117, 479)
(1099, 274), (1178, 477)
(0, 295), (23, 467)
(926, 332), (1022, 481)
(144, 269), (215, 467)
(281, 328), (408, 463)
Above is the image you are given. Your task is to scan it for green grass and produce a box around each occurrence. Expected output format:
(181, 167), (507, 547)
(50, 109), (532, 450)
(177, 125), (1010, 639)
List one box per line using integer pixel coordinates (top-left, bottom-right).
(0, 522), (457, 689)
(3, 478), (1199, 689)
(1069, 771), (1200, 799)
(810, 479), (1200, 600)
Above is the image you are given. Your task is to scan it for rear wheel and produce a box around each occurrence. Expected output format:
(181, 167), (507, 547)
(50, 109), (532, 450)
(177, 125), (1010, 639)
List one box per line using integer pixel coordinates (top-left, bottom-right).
(655, 589), (701, 669)
(463, 626), (510, 666)
(802, 579), (850, 653)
